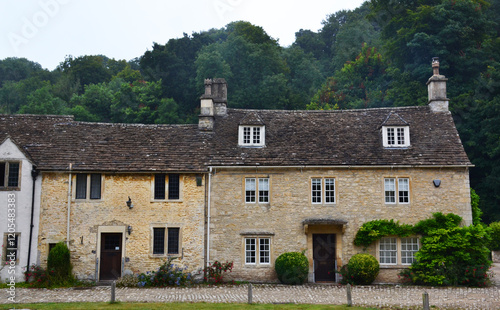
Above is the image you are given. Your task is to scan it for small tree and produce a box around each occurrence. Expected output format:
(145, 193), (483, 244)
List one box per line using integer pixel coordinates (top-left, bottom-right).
(489, 222), (500, 251)
(47, 242), (73, 283)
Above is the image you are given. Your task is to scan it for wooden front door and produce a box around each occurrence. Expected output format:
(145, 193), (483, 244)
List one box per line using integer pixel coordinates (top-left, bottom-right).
(99, 233), (122, 280)
(313, 234), (336, 282)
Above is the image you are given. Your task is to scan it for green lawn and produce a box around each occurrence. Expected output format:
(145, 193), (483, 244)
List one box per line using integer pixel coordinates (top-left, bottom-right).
(0, 302), (377, 310)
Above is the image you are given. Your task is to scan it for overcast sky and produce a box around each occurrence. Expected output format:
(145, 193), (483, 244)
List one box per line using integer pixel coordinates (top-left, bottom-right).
(0, 0), (366, 70)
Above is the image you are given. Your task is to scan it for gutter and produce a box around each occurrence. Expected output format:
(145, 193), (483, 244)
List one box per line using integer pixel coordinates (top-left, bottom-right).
(206, 167), (212, 267)
(208, 164), (474, 169)
(26, 168), (38, 274)
(67, 163), (72, 248)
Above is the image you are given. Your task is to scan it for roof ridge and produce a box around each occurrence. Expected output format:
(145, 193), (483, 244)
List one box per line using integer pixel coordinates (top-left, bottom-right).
(226, 106), (428, 114)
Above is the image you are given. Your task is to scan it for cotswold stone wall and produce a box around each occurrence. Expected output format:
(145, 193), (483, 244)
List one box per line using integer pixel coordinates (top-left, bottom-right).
(208, 167), (472, 283)
(38, 172), (206, 280)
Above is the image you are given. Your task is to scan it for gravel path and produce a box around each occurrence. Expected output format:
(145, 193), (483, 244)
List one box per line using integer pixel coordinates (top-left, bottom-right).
(2, 264), (499, 309)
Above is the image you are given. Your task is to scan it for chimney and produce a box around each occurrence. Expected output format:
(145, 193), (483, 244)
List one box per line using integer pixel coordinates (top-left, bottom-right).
(198, 78), (228, 131)
(426, 57), (449, 112)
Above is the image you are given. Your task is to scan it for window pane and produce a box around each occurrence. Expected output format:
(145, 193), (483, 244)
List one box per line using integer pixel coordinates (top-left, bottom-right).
(259, 238), (270, 264)
(154, 174), (166, 200)
(168, 174), (180, 200)
(253, 127), (260, 144)
(312, 178), (322, 203)
(398, 178), (409, 203)
(387, 128), (395, 145)
(0, 162), (5, 187)
(153, 228), (165, 254)
(75, 174), (87, 199)
(7, 162), (19, 187)
(167, 227), (180, 254)
(379, 237), (397, 264)
(401, 237), (419, 265)
(325, 178), (335, 203)
(397, 128), (405, 145)
(384, 178), (395, 203)
(245, 178), (256, 203)
(90, 174), (101, 199)
(245, 238), (256, 264)
(258, 178), (269, 203)
(243, 127), (251, 144)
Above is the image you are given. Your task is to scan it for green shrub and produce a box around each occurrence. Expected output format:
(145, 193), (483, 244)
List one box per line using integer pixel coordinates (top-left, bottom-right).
(489, 222), (500, 251)
(138, 257), (192, 287)
(116, 274), (139, 287)
(204, 261), (233, 284)
(47, 242), (74, 284)
(344, 254), (379, 285)
(275, 252), (309, 285)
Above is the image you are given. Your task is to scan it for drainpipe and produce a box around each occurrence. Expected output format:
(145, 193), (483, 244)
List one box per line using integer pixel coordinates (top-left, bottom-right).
(206, 167), (212, 267)
(26, 167), (38, 275)
(66, 163), (72, 248)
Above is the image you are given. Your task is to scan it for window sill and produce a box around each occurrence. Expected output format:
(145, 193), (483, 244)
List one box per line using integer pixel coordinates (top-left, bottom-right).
(151, 199), (183, 203)
(312, 203), (336, 206)
(149, 254), (181, 259)
(244, 264), (271, 268)
(0, 188), (20, 191)
(73, 199), (103, 203)
(379, 264), (411, 269)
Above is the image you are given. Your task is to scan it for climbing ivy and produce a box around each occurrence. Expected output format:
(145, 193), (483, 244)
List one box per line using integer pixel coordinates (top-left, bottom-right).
(353, 219), (413, 248)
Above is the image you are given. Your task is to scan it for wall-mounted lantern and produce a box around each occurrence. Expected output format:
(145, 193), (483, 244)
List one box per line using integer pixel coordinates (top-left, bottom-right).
(126, 196), (133, 209)
(127, 225), (133, 235)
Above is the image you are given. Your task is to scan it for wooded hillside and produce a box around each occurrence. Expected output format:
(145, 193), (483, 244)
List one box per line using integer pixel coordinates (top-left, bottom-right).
(1, 0), (499, 223)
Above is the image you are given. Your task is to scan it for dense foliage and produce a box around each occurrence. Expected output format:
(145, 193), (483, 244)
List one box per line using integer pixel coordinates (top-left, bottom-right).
(47, 242), (73, 283)
(355, 213), (492, 287)
(489, 221), (500, 251)
(274, 252), (309, 285)
(340, 253), (380, 285)
(1, 0), (499, 222)
(137, 257), (193, 287)
(204, 261), (233, 284)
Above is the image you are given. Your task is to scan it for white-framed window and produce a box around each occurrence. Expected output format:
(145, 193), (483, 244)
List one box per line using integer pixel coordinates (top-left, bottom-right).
(245, 177), (269, 203)
(0, 161), (21, 189)
(311, 178), (335, 204)
(151, 226), (181, 256)
(401, 237), (419, 265)
(378, 237), (419, 265)
(153, 174), (181, 200)
(245, 237), (271, 265)
(239, 126), (265, 147)
(384, 178), (409, 204)
(382, 126), (410, 147)
(75, 173), (102, 200)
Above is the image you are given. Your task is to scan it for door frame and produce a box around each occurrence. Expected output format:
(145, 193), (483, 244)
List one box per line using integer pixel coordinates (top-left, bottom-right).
(97, 226), (126, 281)
(305, 225), (343, 283)
(313, 233), (337, 282)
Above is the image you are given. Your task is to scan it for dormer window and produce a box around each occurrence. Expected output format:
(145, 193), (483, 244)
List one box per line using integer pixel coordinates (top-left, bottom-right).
(383, 126), (410, 148)
(239, 125), (265, 147)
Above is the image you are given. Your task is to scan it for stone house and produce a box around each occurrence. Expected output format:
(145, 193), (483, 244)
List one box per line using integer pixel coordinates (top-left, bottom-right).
(201, 60), (472, 283)
(0, 59), (473, 283)
(0, 115), (209, 281)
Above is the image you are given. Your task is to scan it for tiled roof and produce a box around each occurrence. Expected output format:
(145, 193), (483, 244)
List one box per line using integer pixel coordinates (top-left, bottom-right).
(0, 105), (472, 172)
(0, 114), (209, 172)
(207, 106), (472, 167)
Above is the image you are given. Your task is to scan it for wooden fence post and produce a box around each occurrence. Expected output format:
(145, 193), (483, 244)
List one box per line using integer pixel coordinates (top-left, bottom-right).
(423, 291), (430, 310)
(248, 283), (253, 304)
(110, 281), (116, 303)
(346, 283), (352, 306)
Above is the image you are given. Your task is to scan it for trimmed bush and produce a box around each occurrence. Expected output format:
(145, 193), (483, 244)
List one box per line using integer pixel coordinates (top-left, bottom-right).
(275, 252), (309, 285)
(47, 242), (73, 283)
(345, 253), (379, 285)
